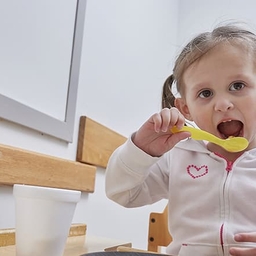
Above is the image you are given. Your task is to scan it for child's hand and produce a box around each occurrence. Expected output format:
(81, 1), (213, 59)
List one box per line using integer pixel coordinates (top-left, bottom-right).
(230, 233), (256, 256)
(132, 107), (190, 156)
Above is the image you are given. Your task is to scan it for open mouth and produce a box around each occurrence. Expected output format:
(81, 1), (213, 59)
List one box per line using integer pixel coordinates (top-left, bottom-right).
(217, 120), (243, 139)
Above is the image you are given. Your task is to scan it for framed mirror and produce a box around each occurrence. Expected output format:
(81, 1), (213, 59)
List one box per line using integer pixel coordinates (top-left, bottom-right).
(0, 0), (87, 142)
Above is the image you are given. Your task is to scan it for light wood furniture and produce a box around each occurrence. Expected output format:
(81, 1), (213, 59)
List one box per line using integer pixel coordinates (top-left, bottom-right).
(0, 117), (133, 255)
(77, 116), (127, 168)
(0, 224), (87, 247)
(0, 235), (131, 256)
(0, 229), (15, 247)
(0, 223), (131, 255)
(0, 143), (96, 192)
(116, 205), (172, 254)
(147, 205), (172, 252)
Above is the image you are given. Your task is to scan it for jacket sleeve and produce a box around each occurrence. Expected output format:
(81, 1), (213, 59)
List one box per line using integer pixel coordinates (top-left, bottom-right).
(105, 135), (169, 208)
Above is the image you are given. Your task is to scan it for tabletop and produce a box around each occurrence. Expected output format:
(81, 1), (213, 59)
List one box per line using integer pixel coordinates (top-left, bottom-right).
(0, 235), (132, 256)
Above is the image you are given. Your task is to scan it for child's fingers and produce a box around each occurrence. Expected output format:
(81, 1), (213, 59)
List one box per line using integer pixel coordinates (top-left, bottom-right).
(171, 108), (186, 129)
(234, 232), (256, 242)
(151, 112), (164, 133)
(230, 247), (256, 256)
(229, 233), (256, 256)
(160, 108), (172, 132)
(159, 107), (185, 132)
(150, 107), (186, 133)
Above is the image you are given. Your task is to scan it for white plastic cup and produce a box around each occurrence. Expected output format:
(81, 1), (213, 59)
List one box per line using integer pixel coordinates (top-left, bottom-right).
(13, 184), (81, 256)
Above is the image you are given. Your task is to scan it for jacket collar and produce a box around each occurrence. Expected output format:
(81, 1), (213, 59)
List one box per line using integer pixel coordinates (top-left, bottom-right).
(175, 138), (210, 153)
(175, 138), (256, 157)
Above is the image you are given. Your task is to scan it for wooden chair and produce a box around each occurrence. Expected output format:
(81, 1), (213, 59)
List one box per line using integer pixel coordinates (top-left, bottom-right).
(116, 205), (172, 254)
(147, 205), (172, 252)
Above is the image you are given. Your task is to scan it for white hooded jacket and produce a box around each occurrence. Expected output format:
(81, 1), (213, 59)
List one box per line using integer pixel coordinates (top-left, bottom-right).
(105, 136), (256, 256)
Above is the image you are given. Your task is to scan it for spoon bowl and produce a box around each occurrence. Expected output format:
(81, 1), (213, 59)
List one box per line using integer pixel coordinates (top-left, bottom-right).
(171, 126), (249, 152)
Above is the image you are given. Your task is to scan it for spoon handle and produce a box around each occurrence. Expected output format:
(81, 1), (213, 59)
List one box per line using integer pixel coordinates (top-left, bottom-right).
(171, 126), (248, 152)
(171, 126), (221, 143)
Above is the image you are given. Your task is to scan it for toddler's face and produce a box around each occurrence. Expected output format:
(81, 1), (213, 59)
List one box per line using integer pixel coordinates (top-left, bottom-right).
(177, 42), (256, 153)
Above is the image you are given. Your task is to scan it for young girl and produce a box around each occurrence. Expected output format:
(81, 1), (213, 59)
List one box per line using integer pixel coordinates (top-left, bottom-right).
(105, 23), (256, 256)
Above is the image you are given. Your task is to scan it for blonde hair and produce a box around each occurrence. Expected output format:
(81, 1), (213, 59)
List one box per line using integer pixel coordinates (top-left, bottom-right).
(162, 24), (256, 109)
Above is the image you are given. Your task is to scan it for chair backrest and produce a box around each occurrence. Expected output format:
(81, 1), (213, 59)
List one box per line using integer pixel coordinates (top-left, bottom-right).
(147, 205), (172, 252)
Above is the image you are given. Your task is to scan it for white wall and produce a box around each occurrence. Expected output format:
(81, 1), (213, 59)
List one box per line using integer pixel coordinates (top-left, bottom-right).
(1, 0), (256, 250)
(0, 0), (178, 250)
(177, 0), (256, 47)
(70, 0), (179, 248)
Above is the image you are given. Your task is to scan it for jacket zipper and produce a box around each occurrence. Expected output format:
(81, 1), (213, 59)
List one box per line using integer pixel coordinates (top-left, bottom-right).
(220, 223), (224, 252)
(226, 160), (233, 172)
(214, 153), (234, 254)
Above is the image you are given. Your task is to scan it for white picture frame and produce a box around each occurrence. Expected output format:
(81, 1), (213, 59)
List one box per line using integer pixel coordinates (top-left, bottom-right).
(0, 0), (87, 142)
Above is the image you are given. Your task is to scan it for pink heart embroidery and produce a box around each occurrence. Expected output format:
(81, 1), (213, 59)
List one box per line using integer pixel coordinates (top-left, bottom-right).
(187, 165), (208, 179)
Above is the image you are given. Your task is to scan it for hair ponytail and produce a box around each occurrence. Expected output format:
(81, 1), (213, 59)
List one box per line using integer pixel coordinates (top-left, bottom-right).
(161, 74), (176, 109)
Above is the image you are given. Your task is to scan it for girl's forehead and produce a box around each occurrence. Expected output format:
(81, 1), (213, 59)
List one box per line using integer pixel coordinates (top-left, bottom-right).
(185, 42), (253, 74)
(182, 42), (256, 89)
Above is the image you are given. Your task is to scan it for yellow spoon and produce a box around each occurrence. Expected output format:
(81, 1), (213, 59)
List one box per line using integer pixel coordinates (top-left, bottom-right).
(171, 126), (249, 152)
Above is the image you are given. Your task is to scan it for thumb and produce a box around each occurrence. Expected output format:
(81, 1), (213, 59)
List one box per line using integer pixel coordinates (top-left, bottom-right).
(170, 131), (191, 146)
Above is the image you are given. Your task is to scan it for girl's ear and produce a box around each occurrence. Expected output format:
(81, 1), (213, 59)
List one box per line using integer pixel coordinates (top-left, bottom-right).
(175, 98), (193, 121)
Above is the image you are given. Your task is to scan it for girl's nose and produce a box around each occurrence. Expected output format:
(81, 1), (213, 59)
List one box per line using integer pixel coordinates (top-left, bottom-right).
(214, 97), (234, 112)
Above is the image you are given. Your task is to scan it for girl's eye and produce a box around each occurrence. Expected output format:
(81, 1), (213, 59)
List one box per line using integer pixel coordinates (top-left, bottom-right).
(198, 89), (213, 98)
(230, 82), (245, 91)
